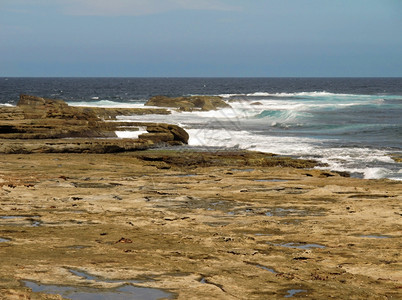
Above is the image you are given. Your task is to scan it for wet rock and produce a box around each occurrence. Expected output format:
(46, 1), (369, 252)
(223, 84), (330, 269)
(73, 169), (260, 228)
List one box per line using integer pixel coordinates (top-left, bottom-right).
(139, 132), (175, 143)
(135, 150), (319, 169)
(145, 123), (189, 143)
(145, 95), (230, 111)
(85, 107), (170, 120)
(391, 153), (402, 163)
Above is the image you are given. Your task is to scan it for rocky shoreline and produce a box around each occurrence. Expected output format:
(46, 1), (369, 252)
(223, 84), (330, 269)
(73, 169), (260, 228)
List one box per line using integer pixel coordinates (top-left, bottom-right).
(0, 95), (188, 153)
(0, 95), (401, 299)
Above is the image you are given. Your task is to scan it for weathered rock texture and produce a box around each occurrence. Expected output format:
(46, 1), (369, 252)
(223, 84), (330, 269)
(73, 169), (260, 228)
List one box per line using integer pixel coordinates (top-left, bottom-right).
(0, 150), (400, 299)
(145, 95), (230, 111)
(0, 95), (188, 153)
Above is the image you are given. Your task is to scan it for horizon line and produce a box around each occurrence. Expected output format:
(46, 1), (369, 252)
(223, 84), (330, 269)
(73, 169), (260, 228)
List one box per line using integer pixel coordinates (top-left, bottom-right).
(2, 76), (402, 79)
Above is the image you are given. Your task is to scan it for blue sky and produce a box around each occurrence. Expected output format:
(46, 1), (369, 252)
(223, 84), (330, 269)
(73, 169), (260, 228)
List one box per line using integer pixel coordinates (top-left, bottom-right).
(0, 0), (401, 77)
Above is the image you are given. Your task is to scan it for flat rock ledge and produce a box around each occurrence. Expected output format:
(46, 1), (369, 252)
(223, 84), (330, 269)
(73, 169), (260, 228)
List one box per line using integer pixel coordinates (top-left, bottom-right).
(0, 95), (189, 153)
(0, 150), (400, 299)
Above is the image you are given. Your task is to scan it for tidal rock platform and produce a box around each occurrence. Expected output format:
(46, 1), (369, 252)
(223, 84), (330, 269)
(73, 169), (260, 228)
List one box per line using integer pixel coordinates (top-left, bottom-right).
(0, 149), (400, 299)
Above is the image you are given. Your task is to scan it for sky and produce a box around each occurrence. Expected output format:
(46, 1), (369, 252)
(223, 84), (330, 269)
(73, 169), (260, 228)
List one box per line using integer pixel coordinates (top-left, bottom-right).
(0, 0), (401, 77)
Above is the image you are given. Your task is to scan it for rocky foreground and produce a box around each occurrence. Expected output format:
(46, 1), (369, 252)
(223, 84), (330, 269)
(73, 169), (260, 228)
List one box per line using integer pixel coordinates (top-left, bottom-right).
(0, 95), (401, 299)
(0, 150), (400, 299)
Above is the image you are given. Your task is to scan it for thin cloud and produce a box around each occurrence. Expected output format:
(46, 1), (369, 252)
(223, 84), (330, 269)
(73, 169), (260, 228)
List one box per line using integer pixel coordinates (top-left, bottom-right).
(63, 0), (240, 16)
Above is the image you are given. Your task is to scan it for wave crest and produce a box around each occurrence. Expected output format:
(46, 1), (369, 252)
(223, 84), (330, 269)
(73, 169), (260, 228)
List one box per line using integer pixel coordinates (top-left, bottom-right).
(219, 91), (358, 98)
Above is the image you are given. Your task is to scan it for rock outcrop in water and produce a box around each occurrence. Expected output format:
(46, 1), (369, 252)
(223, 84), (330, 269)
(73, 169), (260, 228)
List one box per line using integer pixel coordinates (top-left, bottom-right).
(391, 154), (402, 163)
(17, 94), (171, 120)
(145, 95), (230, 111)
(0, 95), (188, 153)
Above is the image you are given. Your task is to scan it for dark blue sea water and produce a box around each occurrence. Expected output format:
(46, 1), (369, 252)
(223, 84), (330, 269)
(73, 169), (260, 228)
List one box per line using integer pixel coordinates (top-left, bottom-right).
(1, 77), (401, 179)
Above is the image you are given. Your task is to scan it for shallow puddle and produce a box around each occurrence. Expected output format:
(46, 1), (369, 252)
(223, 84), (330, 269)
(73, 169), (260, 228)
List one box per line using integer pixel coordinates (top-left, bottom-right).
(177, 199), (324, 219)
(24, 281), (174, 300)
(265, 208), (303, 217)
(67, 245), (91, 250)
(284, 289), (308, 298)
(231, 168), (254, 172)
(180, 198), (237, 213)
(0, 238), (10, 243)
(254, 179), (288, 182)
(0, 215), (40, 219)
(0, 215), (41, 227)
(269, 242), (325, 250)
(279, 219), (304, 225)
(245, 261), (277, 274)
(199, 277), (207, 284)
(359, 235), (391, 239)
(73, 182), (115, 189)
(255, 265), (277, 274)
(233, 207), (325, 217)
(197, 277), (225, 292)
(31, 220), (42, 227)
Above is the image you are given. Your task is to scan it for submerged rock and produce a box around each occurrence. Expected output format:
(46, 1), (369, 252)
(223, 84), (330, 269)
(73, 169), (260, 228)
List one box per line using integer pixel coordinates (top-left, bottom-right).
(145, 95), (230, 111)
(391, 154), (402, 163)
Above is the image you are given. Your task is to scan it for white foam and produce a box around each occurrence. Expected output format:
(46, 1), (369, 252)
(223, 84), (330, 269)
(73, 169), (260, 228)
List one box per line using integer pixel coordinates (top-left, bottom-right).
(71, 100), (145, 108)
(374, 98), (385, 104)
(308, 147), (400, 179)
(187, 128), (316, 155)
(228, 98), (375, 117)
(219, 93), (241, 98)
(388, 177), (402, 181)
(363, 168), (392, 180)
(221, 91), (359, 98)
(115, 130), (147, 139)
(185, 107), (253, 119)
(187, 126), (398, 180)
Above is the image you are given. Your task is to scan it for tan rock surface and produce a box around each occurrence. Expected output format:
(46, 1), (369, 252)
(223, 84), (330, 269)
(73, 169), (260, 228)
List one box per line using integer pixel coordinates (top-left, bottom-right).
(0, 150), (400, 299)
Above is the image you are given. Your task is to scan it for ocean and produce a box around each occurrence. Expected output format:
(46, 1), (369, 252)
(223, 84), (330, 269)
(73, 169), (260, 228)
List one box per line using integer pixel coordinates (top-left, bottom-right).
(1, 77), (401, 180)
